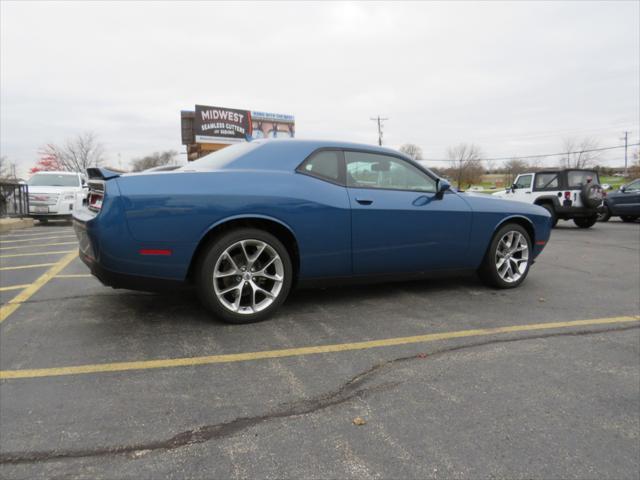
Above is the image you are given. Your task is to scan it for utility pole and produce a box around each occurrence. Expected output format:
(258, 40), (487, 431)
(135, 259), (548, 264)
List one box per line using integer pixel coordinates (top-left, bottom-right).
(622, 131), (629, 177)
(370, 116), (388, 146)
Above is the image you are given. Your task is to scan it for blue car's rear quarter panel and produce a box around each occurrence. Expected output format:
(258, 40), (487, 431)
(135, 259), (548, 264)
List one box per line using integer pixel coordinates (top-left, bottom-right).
(76, 180), (196, 281)
(461, 194), (552, 266)
(116, 170), (352, 280)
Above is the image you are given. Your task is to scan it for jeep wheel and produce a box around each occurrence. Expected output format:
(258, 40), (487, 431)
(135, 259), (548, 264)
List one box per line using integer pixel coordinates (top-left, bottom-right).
(540, 203), (558, 228)
(573, 216), (598, 228)
(580, 183), (604, 208)
(597, 205), (611, 222)
(621, 216), (638, 223)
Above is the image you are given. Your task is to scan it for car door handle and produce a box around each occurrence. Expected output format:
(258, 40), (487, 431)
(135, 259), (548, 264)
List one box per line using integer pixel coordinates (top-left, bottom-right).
(355, 198), (373, 205)
(525, 191), (531, 194)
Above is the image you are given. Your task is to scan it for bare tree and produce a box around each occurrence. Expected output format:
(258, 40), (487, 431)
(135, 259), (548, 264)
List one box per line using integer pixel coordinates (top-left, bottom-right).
(446, 143), (484, 189)
(39, 132), (105, 173)
(0, 156), (17, 181)
(503, 158), (529, 185)
(399, 143), (423, 161)
(559, 137), (601, 169)
(131, 150), (178, 172)
(0, 156), (9, 180)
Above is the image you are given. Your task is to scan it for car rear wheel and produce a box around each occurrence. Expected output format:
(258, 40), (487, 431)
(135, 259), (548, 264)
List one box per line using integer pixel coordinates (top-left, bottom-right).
(478, 223), (532, 289)
(573, 216), (598, 228)
(196, 228), (293, 324)
(621, 216), (638, 223)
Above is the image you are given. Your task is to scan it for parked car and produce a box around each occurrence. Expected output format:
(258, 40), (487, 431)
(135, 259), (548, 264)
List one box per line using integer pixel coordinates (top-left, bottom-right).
(27, 171), (87, 223)
(74, 139), (552, 324)
(492, 169), (604, 228)
(598, 179), (640, 222)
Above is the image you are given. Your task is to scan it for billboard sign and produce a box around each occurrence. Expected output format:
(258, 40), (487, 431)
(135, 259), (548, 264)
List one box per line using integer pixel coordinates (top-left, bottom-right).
(194, 105), (253, 143)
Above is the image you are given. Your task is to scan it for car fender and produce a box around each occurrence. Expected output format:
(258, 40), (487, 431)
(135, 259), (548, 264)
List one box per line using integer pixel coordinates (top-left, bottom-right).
(197, 213), (297, 246)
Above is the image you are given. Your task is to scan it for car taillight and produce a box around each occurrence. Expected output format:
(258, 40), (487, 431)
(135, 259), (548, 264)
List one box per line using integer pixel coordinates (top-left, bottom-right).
(87, 180), (105, 212)
(564, 191), (571, 199)
(88, 192), (103, 211)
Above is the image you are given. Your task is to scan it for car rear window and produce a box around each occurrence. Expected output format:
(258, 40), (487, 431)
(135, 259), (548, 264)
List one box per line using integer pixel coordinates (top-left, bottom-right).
(567, 171), (599, 188)
(181, 142), (261, 171)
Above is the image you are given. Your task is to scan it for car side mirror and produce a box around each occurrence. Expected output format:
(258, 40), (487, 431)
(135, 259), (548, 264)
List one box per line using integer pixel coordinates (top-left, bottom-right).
(436, 179), (450, 199)
(620, 185), (626, 192)
(511, 184), (518, 190)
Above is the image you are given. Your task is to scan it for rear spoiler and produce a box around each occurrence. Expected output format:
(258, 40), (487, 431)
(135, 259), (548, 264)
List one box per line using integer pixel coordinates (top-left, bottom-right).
(86, 167), (125, 181)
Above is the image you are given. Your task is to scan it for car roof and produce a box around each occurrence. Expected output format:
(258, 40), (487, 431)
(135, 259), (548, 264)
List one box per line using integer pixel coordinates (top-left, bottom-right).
(184, 138), (415, 173)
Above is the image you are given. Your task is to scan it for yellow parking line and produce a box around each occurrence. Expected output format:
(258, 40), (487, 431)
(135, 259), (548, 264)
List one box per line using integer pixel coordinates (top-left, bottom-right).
(0, 284), (31, 292)
(0, 241), (77, 251)
(0, 250), (75, 259)
(55, 274), (93, 278)
(0, 235), (76, 244)
(0, 252), (78, 324)
(0, 263), (57, 271)
(1, 315), (637, 380)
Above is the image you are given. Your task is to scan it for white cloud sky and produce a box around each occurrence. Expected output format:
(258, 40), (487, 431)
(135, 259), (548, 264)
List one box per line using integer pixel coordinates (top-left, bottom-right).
(1, 1), (638, 176)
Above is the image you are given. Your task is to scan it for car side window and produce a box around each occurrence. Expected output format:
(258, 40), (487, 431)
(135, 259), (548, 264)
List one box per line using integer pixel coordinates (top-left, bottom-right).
(534, 173), (558, 190)
(515, 175), (532, 189)
(297, 150), (342, 184)
(345, 151), (436, 193)
(567, 171), (598, 187)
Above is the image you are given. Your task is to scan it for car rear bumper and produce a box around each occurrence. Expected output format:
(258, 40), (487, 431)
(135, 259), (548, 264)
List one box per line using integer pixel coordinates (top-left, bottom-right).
(73, 209), (191, 292)
(554, 206), (599, 218)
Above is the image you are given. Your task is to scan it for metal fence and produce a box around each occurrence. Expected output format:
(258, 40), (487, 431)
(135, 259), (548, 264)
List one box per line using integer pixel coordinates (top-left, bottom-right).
(0, 182), (29, 218)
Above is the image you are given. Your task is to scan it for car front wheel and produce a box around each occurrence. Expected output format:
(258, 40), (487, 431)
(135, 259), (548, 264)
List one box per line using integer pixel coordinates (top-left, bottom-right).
(478, 223), (532, 289)
(196, 228), (293, 324)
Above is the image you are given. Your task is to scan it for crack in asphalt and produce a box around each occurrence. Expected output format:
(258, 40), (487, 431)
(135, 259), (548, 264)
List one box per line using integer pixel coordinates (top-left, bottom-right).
(1, 324), (638, 465)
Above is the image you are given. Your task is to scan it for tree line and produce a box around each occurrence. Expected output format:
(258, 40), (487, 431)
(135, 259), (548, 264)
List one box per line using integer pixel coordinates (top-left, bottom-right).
(399, 137), (639, 189)
(2, 132), (637, 185)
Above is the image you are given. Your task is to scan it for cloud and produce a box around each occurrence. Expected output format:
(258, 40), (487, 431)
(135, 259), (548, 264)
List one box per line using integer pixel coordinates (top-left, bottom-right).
(1, 1), (638, 176)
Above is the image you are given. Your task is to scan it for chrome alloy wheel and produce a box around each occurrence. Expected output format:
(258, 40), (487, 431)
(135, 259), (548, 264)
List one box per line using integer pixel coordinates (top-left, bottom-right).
(495, 230), (529, 283)
(213, 239), (284, 315)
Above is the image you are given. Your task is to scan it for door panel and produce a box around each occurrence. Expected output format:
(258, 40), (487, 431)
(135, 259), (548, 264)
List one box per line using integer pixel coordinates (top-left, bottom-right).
(348, 188), (473, 274)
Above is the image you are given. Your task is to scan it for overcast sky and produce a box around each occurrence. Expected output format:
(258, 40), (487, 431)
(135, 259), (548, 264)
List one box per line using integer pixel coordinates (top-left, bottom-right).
(1, 1), (638, 176)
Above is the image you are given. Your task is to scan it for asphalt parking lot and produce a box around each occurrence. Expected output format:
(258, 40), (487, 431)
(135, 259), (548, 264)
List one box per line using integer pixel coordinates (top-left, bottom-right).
(0, 219), (638, 479)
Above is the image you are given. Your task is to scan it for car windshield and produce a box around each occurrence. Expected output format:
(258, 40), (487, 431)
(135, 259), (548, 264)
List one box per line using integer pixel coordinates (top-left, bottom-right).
(28, 173), (79, 187)
(567, 170), (599, 187)
(181, 142), (261, 171)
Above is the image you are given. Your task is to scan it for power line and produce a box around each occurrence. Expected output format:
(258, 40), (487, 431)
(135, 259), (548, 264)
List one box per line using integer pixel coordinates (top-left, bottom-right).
(422, 143), (640, 163)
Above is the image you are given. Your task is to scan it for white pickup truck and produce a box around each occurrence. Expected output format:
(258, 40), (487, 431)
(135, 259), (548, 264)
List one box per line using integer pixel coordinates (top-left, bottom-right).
(27, 171), (87, 223)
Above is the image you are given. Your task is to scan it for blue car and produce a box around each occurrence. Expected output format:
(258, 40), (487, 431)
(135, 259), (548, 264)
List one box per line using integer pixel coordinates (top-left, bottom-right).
(74, 139), (552, 323)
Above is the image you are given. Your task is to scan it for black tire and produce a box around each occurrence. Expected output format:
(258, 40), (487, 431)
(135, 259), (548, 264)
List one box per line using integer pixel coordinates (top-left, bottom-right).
(621, 216), (638, 223)
(478, 223), (532, 289)
(195, 228), (293, 324)
(597, 205), (611, 222)
(580, 183), (604, 208)
(573, 216), (598, 228)
(39, 218), (48, 224)
(540, 203), (558, 228)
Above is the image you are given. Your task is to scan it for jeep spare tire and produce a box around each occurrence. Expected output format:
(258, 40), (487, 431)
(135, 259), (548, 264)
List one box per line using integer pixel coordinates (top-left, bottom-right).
(580, 183), (604, 208)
